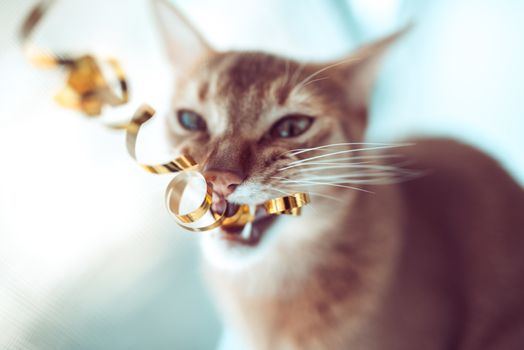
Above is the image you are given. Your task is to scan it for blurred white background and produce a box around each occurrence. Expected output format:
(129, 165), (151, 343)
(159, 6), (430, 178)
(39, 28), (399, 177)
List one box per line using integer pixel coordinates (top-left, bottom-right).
(0, 0), (523, 349)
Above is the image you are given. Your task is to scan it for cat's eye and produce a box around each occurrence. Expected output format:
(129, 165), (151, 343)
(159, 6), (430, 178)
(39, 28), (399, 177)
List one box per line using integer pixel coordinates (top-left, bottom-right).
(177, 109), (207, 132)
(270, 114), (314, 138)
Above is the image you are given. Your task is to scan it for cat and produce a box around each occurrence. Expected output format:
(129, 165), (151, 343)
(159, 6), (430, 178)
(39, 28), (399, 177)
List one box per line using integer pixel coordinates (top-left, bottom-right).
(152, 0), (524, 349)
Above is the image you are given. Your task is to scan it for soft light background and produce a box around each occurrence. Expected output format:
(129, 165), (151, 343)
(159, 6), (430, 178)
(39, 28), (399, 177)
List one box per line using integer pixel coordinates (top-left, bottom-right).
(0, 0), (522, 349)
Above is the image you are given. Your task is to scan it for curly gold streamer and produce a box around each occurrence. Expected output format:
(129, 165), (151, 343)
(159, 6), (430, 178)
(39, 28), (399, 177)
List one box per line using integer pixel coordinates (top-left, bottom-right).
(165, 172), (229, 232)
(20, 1), (311, 234)
(126, 105), (198, 174)
(265, 193), (311, 216)
(217, 204), (255, 228)
(125, 105), (227, 231)
(20, 0), (129, 117)
(127, 105), (311, 233)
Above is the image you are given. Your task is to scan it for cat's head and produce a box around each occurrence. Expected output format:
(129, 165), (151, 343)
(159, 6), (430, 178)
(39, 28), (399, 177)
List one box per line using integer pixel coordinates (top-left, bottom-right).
(153, 0), (404, 254)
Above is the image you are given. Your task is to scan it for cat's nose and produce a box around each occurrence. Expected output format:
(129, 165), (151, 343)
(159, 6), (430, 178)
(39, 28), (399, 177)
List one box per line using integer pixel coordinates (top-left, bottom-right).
(204, 169), (242, 198)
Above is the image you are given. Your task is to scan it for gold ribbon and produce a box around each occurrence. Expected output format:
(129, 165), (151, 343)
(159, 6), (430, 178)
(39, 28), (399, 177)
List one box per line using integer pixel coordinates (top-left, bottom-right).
(20, 0), (129, 118)
(265, 192), (310, 216)
(165, 171), (228, 232)
(125, 105), (198, 174)
(126, 105), (311, 232)
(126, 105), (228, 232)
(20, 1), (310, 233)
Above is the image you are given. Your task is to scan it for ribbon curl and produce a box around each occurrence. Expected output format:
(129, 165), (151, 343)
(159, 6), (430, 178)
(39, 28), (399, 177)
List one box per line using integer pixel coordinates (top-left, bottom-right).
(126, 105), (311, 232)
(19, 1), (311, 233)
(20, 0), (129, 119)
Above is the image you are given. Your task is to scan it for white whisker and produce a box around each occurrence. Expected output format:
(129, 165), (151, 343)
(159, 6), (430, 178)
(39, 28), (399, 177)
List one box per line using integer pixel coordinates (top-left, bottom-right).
(296, 154), (405, 163)
(282, 59), (290, 89)
(290, 62), (307, 87)
(267, 187), (294, 197)
(286, 142), (402, 156)
(306, 191), (345, 203)
(285, 165), (414, 175)
(290, 176), (416, 185)
(276, 184), (346, 203)
(283, 145), (412, 169)
(292, 57), (359, 94)
(290, 172), (408, 180)
(298, 76), (330, 90)
(276, 179), (374, 193)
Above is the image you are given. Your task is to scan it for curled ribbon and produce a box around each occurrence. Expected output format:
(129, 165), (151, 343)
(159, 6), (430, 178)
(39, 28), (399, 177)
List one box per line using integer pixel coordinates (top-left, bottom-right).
(265, 192), (310, 216)
(19, 1), (311, 233)
(126, 105), (311, 232)
(20, 0), (129, 118)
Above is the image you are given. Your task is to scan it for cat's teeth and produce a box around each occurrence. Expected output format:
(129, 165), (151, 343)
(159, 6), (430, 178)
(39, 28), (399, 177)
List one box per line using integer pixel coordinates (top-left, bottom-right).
(249, 204), (257, 216)
(240, 205), (257, 240)
(241, 222), (253, 240)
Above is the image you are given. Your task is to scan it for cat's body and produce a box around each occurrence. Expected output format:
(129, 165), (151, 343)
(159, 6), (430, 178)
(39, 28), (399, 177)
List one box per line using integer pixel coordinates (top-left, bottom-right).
(152, 1), (524, 348)
(205, 138), (524, 350)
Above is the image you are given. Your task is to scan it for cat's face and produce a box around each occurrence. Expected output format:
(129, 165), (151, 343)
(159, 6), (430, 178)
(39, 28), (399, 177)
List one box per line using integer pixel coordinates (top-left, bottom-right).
(167, 52), (358, 246)
(168, 52), (357, 204)
(153, 0), (402, 251)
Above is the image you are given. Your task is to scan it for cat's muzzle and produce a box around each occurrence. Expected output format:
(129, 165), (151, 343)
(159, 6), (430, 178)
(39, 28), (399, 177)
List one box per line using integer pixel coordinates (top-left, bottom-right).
(128, 104), (311, 235)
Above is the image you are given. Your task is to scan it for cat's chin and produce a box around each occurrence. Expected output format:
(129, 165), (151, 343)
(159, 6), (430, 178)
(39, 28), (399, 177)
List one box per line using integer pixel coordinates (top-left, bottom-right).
(200, 212), (282, 272)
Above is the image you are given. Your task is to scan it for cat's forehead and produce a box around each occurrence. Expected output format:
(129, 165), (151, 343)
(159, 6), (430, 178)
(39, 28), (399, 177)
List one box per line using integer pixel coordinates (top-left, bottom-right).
(211, 52), (291, 96)
(174, 52), (338, 137)
(193, 52), (303, 130)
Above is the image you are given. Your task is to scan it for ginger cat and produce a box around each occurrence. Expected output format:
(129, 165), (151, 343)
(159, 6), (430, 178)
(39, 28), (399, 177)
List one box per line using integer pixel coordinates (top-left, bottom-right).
(152, 1), (524, 349)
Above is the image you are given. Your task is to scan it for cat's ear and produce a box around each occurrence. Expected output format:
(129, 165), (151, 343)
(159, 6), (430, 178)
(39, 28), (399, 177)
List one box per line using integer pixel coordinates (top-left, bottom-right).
(337, 25), (411, 125)
(151, 0), (213, 74)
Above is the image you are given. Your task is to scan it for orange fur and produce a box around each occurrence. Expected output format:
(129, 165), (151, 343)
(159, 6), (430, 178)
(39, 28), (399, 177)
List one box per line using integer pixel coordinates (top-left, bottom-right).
(152, 1), (524, 348)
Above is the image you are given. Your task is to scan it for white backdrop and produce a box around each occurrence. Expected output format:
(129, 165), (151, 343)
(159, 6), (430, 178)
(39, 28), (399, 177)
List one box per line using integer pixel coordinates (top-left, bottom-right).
(0, 0), (523, 349)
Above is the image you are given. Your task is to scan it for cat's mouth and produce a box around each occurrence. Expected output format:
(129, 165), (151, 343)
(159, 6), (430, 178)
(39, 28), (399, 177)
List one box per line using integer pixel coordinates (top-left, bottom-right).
(211, 200), (277, 246)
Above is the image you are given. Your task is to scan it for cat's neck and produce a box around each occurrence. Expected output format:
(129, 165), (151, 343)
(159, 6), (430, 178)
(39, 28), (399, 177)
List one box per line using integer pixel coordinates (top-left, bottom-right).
(203, 185), (406, 348)
(203, 184), (405, 296)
